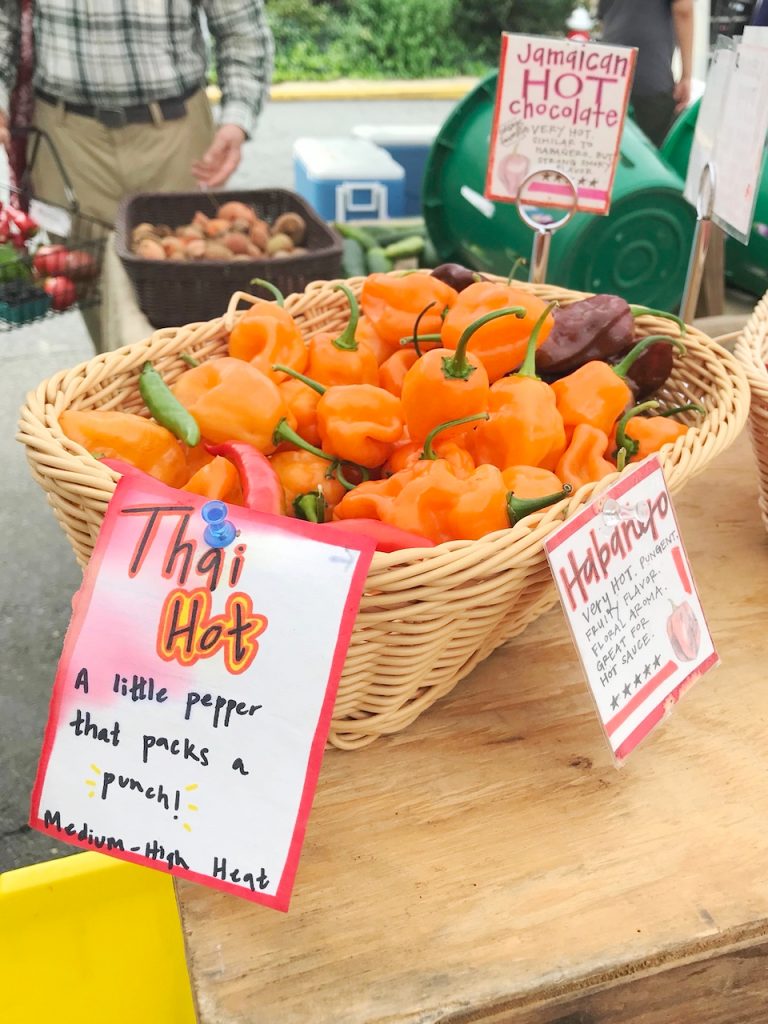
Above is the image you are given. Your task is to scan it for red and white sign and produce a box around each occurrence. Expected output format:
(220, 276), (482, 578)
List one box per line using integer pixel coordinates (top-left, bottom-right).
(544, 458), (717, 762)
(486, 33), (636, 215)
(30, 476), (374, 910)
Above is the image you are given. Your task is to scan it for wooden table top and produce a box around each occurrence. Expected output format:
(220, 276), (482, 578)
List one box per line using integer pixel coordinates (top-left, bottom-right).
(177, 433), (768, 1024)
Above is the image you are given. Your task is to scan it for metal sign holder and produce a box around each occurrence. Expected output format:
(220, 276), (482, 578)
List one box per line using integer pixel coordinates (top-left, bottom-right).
(680, 162), (716, 325)
(515, 169), (579, 285)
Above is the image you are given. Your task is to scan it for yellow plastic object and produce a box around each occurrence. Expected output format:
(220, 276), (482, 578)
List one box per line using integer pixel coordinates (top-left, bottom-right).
(0, 852), (197, 1023)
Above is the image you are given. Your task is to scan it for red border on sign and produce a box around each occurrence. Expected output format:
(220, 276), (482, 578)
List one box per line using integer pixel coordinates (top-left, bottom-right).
(29, 477), (375, 911)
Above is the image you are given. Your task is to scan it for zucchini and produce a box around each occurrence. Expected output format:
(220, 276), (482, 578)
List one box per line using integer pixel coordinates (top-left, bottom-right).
(382, 235), (425, 260)
(334, 222), (379, 250)
(366, 246), (394, 273)
(341, 237), (367, 278)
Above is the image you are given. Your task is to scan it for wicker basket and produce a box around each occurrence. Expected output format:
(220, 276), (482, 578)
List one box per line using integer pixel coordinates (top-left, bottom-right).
(18, 277), (750, 749)
(734, 290), (768, 533)
(114, 188), (342, 328)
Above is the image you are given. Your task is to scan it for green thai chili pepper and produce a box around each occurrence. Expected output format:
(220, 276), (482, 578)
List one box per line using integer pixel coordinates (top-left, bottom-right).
(139, 361), (201, 446)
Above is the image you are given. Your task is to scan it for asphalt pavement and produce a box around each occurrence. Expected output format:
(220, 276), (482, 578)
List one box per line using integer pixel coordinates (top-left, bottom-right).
(0, 96), (456, 871)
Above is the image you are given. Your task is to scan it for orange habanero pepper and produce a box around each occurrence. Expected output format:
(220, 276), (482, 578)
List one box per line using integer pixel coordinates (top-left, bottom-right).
(555, 424), (617, 491)
(382, 413), (484, 478)
(355, 314), (395, 364)
(468, 302), (566, 471)
(172, 357), (295, 453)
(447, 465), (572, 541)
(270, 450), (346, 520)
(183, 456), (243, 504)
(306, 283), (379, 387)
(441, 280), (555, 382)
(360, 272), (457, 347)
(400, 307), (522, 443)
(278, 377), (322, 447)
(551, 335), (686, 436)
(59, 409), (188, 487)
(612, 400), (703, 466)
(501, 465), (565, 499)
(227, 279), (307, 383)
(273, 366), (404, 470)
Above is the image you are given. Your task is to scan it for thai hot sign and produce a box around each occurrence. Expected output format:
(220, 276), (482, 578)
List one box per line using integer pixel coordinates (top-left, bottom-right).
(545, 458), (717, 762)
(486, 33), (637, 215)
(30, 476), (374, 910)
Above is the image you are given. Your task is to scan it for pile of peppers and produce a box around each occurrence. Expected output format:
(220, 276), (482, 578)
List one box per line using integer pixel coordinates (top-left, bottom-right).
(59, 270), (702, 552)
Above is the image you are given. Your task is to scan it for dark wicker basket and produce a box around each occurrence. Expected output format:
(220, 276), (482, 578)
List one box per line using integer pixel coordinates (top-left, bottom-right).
(114, 188), (342, 328)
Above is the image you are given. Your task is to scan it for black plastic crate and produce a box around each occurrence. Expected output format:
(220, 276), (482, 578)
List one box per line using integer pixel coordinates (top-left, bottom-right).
(114, 188), (343, 328)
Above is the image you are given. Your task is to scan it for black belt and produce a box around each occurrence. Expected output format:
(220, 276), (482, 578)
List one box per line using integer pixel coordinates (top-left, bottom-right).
(35, 85), (199, 129)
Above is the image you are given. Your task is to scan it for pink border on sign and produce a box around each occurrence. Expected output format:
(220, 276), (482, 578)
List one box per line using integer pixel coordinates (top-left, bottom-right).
(29, 478), (375, 911)
(484, 34), (637, 216)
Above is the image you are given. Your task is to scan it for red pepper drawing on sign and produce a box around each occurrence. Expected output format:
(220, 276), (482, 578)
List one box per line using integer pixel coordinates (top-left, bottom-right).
(666, 601), (701, 662)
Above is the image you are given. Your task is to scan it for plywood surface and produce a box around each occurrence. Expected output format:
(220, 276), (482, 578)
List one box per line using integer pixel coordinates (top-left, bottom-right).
(178, 434), (768, 1024)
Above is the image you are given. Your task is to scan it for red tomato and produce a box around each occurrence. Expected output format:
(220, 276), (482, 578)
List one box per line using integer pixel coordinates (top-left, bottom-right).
(33, 245), (69, 277)
(64, 249), (97, 281)
(44, 275), (77, 311)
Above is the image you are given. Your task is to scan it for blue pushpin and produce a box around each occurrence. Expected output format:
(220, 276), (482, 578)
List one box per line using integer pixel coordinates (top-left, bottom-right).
(201, 500), (236, 548)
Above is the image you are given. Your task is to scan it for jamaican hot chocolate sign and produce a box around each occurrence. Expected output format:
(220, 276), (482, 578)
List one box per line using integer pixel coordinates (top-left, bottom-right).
(544, 458), (717, 762)
(486, 33), (637, 215)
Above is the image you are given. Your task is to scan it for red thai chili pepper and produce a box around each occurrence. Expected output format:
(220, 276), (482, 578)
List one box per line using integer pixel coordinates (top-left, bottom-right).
(321, 519), (435, 552)
(204, 441), (284, 514)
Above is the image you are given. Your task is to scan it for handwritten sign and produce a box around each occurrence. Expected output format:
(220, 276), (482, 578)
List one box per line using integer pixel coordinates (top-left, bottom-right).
(709, 35), (768, 243)
(544, 459), (717, 762)
(486, 33), (636, 214)
(30, 476), (374, 910)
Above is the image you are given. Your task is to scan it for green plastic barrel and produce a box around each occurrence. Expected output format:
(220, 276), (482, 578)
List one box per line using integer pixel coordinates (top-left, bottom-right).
(662, 99), (768, 298)
(423, 73), (696, 311)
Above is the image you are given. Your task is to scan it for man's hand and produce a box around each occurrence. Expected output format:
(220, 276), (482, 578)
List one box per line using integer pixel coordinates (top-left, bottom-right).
(673, 76), (691, 113)
(192, 124), (245, 189)
(0, 110), (9, 150)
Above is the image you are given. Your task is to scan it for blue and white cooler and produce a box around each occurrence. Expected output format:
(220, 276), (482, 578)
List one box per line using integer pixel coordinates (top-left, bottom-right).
(352, 125), (440, 216)
(292, 137), (406, 222)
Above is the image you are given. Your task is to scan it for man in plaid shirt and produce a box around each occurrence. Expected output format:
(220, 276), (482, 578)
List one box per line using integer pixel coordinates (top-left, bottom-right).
(0, 0), (274, 222)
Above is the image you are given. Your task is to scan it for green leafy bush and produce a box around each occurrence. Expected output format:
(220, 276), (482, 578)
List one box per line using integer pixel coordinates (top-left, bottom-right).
(265, 0), (574, 81)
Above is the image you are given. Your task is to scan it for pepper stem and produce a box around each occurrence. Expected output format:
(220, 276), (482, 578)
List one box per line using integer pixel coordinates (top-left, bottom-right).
(507, 257), (527, 284)
(407, 301), (436, 358)
(179, 352), (200, 367)
(421, 413), (489, 460)
(659, 402), (706, 417)
(330, 283), (360, 352)
(516, 300), (557, 380)
(612, 335), (686, 380)
(616, 447), (629, 472)
(272, 364), (326, 395)
(294, 489), (326, 523)
(614, 400), (660, 459)
(400, 333), (442, 347)
(506, 483), (573, 525)
(250, 278), (285, 307)
(628, 304), (685, 335)
(443, 306), (527, 381)
(272, 419), (366, 491)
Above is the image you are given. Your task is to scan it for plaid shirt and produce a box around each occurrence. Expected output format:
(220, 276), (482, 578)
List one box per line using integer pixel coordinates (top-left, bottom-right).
(0, 0), (273, 138)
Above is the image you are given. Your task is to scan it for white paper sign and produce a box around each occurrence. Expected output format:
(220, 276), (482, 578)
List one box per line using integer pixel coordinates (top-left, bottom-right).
(683, 41), (735, 207)
(544, 458), (717, 762)
(486, 33), (637, 214)
(712, 43), (768, 241)
(28, 199), (73, 239)
(31, 476), (374, 910)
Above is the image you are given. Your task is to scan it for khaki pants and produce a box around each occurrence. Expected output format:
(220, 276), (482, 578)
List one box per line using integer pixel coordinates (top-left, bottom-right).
(29, 88), (216, 225)
(29, 89), (215, 350)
